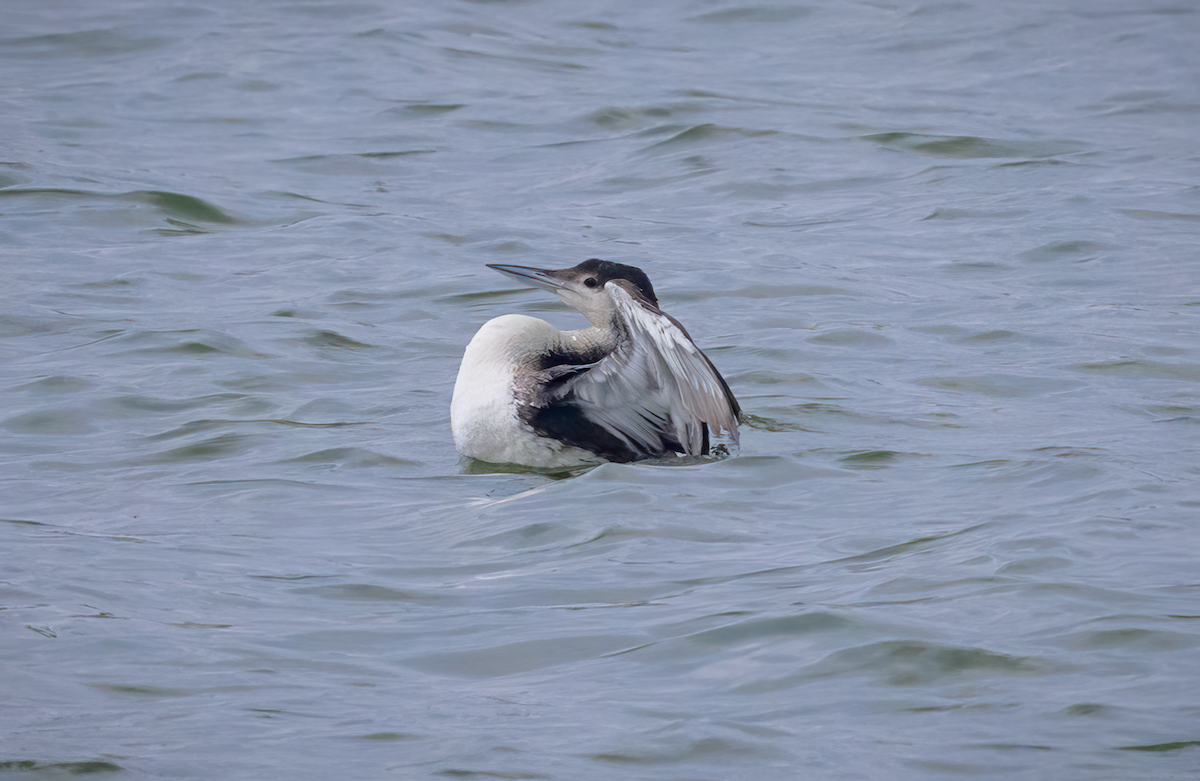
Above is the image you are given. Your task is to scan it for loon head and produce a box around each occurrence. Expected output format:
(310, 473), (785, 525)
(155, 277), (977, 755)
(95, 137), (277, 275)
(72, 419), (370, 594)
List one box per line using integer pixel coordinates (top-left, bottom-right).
(487, 259), (658, 328)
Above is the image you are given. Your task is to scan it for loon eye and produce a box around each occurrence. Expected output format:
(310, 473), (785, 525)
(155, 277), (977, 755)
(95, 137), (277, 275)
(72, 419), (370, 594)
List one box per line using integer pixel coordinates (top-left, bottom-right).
(583, 277), (599, 288)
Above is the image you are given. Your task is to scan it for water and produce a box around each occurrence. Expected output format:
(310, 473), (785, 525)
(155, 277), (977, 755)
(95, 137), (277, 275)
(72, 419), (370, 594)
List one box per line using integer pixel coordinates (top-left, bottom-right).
(3, 0), (1199, 778)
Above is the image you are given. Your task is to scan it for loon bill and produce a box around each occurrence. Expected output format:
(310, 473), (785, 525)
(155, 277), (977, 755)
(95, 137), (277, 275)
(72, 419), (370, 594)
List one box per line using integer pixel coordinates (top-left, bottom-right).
(451, 258), (741, 468)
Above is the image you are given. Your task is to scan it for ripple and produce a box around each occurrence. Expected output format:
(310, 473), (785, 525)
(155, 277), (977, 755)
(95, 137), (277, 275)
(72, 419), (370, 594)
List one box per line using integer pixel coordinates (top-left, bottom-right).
(0, 188), (238, 229)
(808, 328), (891, 347)
(270, 150), (436, 176)
(442, 45), (590, 74)
(292, 583), (445, 604)
(736, 640), (1052, 693)
(3, 409), (96, 435)
(0, 313), (70, 338)
(864, 132), (1083, 159)
(406, 634), (645, 677)
(296, 329), (378, 352)
(708, 283), (854, 299)
(0, 29), (166, 58)
(0, 760), (123, 774)
(637, 123), (779, 156)
(88, 683), (189, 697)
(1020, 239), (1113, 262)
(587, 734), (778, 765)
(1071, 359), (1200, 381)
(1119, 740), (1200, 752)
(995, 556), (1073, 575)
(685, 612), (856, 647)
(692, 6), (814, 24)
(384, 102), (465, 118)
(1118, 208), (1200, 222)
(103, 392), (253, 416)
(921, 207), (1032, 220)
(102, 329), (269, 359)
(1062, 627), (1199, 652)
(914, 373), (1082, 397)
(837, 450), (915, 468)
(357, 732), (422, 742)
(279, 447), (417, 468)
(138, 433), (256, 464)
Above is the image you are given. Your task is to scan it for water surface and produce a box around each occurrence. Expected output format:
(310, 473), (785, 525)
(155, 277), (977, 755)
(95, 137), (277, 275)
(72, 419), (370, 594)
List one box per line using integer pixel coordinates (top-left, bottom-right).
(3, 1), (1199, 778)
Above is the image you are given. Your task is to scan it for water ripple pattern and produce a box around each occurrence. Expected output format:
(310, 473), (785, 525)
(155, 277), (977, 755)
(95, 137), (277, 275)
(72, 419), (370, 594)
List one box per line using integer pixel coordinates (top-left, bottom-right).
(2, 1), (1198, 779)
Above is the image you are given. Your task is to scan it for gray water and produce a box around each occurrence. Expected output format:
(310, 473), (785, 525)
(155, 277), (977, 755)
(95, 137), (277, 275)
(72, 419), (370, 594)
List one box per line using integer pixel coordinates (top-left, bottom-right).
(3, 1), (1199, 778)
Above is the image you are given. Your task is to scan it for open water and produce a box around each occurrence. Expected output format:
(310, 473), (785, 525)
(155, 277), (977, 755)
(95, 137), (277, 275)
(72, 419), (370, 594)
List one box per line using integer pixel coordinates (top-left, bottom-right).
(3, 1), (1199, 778)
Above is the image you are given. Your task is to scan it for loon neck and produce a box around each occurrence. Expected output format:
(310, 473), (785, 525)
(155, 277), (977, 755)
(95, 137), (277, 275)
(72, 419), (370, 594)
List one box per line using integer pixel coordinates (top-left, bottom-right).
(547, 324), (621, 366)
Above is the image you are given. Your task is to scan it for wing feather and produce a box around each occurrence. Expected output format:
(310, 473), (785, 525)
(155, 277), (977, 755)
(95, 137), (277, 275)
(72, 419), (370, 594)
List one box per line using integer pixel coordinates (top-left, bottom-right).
(557, 284), (740, 457)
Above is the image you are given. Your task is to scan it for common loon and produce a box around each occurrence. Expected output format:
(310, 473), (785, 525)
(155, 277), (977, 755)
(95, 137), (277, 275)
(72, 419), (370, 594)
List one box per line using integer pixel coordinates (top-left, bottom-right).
(451, 259), (740, 467)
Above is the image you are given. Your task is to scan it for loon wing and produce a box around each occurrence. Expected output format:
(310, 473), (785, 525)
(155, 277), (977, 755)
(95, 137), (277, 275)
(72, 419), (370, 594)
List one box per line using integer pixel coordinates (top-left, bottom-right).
(561, 284), (740, 458)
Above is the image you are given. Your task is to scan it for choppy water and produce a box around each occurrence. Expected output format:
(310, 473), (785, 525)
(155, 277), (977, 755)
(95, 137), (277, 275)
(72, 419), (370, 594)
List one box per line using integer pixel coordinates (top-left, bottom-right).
(4, 1), (1200, 778)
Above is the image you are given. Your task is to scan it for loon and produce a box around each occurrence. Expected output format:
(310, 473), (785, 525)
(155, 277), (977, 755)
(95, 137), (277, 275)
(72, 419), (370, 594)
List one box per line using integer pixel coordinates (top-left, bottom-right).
(451, 259), (740, 467)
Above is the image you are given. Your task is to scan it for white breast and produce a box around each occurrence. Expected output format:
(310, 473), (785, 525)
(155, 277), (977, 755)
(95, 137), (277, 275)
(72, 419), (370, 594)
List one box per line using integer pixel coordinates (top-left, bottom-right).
(450, 315), (601, 468)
